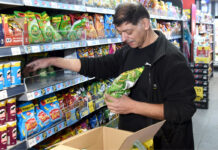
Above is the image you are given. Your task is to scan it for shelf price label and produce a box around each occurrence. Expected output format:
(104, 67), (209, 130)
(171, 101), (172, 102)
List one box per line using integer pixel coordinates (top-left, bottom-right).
(23, 0), (33, 5)
(27, 92), (35, 100)
(56, 83), (63, 91)
(45, 86), (53, 95)
(11, 47), (21, 56)
(0, 90), (8, 100)
(28, 138), (37, 148)
(107, 39), (112, 43)
(50, 2), (58, 8)
(31, 45), (41, 53)
(46, 128), (55, 137)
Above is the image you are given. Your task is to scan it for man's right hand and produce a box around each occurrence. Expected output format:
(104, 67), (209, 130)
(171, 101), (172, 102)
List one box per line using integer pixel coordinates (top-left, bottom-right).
(25, 58), (52, 72)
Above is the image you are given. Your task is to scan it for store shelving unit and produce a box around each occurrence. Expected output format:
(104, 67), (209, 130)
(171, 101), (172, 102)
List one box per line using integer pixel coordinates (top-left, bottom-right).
(0, 0), (186, 149)
(190, 5), (214, 109)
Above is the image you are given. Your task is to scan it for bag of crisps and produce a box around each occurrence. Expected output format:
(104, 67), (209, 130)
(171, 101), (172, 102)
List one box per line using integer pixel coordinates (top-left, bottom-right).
(105, 66), (144, 102)
(17, 102), (38, 140)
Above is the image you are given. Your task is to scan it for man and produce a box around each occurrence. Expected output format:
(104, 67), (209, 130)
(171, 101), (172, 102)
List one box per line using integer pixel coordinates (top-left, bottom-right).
(26, 3), (196, 149)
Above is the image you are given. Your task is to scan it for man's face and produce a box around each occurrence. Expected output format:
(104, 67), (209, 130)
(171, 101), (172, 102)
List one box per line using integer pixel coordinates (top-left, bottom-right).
(116, 19), (149, 48)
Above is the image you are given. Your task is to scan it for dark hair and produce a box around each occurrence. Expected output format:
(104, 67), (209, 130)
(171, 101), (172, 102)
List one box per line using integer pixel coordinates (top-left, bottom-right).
(113, 2), (150, 26)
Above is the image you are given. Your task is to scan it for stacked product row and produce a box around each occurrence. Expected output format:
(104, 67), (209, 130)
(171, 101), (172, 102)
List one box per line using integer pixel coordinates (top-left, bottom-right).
(16, 79), (112, 140)
(0, 11), (116, 46)
(190, 63), (210, 109)
(0, 98), (16, 149)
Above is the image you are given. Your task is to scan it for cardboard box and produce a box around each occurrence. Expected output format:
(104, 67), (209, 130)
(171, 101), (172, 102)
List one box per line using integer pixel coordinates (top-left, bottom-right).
(52, 121), (165, 150)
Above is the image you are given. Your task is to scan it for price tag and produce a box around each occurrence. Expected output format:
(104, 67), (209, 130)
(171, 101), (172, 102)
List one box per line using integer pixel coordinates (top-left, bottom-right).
(11, 47), (21, 56)
(24, 0), (33, 5)
(54, 44), (62, 50)
(31, 45), (41, 53)
(34, 90), (42, 98)
(28, 138), (37, 148)
(27, 92), (35, 100)
(73, 5), (80, 10)
(94, 40), (100, 45)
(51, 2), (58, 8)
(46, 128), (54, 137)
(45, 86), (53, 95)
(107, 39), (112, 43)
(81, 109), (89, 118)
(0, 90), (8, 100)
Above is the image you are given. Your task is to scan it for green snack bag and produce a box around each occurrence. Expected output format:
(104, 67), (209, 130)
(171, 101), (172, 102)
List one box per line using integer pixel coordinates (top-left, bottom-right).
(25, 11), (44, 44)
(59, 15), (71, 39)
(36, 12), (62, 42)
(105, 66), (144, 102)
(51, 15), (62, 31)
(68, 18), (87, 41)
(35, 12), (53, 42)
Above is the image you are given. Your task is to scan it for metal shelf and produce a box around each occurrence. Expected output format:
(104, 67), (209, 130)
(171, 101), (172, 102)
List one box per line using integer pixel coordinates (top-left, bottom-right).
(19, 70), (95, 101)
(0, 84), (25, 101)
(196, 22), (214, 25)
(10, 99), (106, 149)
(150, 14), (183, 21)
(0, 38), (122, 57)
(0, 0), (23, 6)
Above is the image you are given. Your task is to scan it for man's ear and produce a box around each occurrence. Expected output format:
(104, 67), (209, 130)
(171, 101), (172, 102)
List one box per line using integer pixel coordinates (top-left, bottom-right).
(141, 18), (150, 30)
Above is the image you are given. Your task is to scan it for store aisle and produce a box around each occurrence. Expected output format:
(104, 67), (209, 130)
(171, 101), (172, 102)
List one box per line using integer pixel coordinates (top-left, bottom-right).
(193, 70), (218, 150)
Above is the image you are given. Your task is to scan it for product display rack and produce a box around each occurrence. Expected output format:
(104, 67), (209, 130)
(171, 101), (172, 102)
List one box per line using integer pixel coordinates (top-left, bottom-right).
(0, 85), (25, 101)
(0, 0), (187, 150)
(9, 103), (107, 150)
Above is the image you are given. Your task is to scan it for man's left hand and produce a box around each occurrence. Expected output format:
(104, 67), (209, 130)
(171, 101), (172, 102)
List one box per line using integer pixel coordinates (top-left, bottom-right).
(104, 94), (136, 114)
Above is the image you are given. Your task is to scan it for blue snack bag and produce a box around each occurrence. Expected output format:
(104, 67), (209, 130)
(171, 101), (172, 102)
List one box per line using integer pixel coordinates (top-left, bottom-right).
(39, 94), (62, 124)
(34, 103), (51, 131)
(17, 102), (38, 140)
(89, 115), (99, 129)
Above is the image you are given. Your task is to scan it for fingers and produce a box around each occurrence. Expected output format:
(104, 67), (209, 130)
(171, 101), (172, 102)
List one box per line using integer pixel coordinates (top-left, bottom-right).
(104, 94), (117, 102)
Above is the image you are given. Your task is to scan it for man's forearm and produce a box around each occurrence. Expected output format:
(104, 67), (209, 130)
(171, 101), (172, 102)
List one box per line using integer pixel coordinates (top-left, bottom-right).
(49, 57), (81, 72)
(131, 101), (164, 120)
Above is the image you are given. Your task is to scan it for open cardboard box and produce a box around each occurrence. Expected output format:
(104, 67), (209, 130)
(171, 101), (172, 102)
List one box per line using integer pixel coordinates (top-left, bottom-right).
(52, 120), (165, 150)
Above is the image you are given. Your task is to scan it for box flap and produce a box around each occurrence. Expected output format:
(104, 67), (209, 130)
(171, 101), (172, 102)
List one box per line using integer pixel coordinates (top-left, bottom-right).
(52, 145), (78, 150)
(56, 127), (103, 150)
(119, 120), (165, 150)
(103, 127), (133, 150)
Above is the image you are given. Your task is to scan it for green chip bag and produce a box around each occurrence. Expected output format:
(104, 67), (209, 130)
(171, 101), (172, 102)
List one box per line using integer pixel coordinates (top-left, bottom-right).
(36, 12), (62, 43)
(105, 66), (144, 102)
(25, 11), (44, 44)
(60, 15), (71, 40)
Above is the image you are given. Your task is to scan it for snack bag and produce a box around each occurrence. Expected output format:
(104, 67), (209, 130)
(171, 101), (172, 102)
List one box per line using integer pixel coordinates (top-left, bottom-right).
(34, 103), (51, 131)
(39, 94), (62, 124)
(0, 101), (6, 125)
(105, 66), (144, 101)
(86, 15), (98, 39)
(25, 11), (44, 44)
(94, 14), (105, 38)
(17, 102), (38, 140)
(68, 14), (86, 41)
(51, 15), (62, 31)
(104, 14), (115, 38)
(36, 12), (62, 42)
(59, 15), (71, 39)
